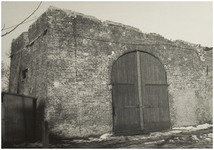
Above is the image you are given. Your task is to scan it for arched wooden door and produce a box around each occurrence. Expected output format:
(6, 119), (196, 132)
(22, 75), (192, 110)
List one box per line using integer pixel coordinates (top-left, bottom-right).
(111, 51), (170, 135)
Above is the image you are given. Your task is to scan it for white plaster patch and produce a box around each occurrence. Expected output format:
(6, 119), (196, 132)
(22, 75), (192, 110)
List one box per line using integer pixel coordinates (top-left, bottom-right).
(200, 55), (205, 61)
(108, 51), (115, 58)
(101, 81), (106, 84)
(196, 48), (206, 61)
(83, 39), (88, 45)
(107, 84), (112, 90)
(54, 81), (60, 87)
(82, 52), (89, 56)
(90, 29), (94, 32)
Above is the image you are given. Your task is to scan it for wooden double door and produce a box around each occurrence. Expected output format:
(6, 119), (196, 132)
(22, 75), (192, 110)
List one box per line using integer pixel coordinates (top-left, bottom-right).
(111, 51), (170, 135)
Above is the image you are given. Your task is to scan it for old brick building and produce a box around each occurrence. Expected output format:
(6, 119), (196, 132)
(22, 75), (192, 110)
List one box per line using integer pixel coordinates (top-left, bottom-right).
(9, 6), (212, 138)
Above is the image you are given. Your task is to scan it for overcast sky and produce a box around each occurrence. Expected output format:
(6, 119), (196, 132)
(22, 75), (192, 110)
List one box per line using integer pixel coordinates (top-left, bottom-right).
(1, 1), (213, 65)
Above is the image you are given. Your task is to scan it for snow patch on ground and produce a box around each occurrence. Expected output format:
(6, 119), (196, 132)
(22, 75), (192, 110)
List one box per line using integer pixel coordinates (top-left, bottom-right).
(73, 124), (212, 143)
(172, 123), (212, 131)
(100, 133), (113, 139)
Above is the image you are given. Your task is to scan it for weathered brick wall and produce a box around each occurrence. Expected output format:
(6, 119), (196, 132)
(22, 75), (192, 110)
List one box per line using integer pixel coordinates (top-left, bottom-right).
(9, 6), (212, 139)
(72, 10), (212, 130)
(9, 11), (51, 139)
(9, 32), (28, 94)
(44, 8), (80, 137)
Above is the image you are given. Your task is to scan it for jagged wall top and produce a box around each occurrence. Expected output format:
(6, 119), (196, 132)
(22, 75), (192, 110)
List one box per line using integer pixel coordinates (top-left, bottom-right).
(13, 6), (212, 54)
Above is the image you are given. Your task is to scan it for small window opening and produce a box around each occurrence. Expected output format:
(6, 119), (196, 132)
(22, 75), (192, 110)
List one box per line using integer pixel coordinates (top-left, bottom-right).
(22, 68), (28, 79)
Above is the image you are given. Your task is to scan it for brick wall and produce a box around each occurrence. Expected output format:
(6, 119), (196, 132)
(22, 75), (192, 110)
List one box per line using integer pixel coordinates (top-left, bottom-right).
(9, 11), (50, 139)
(9, 6), (212, 139)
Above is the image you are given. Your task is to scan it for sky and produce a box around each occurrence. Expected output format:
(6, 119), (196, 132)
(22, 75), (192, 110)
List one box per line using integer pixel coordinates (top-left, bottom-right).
(1, 1), (213, 65)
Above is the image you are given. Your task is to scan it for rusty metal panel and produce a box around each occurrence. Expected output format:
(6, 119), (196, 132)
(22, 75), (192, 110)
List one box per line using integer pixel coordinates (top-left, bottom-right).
(2, 92), (37, 143)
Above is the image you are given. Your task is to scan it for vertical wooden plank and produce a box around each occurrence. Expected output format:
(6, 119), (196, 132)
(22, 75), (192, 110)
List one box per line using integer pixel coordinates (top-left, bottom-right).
(2, 94), (5, 143)
(136, 51), (144, 130)
(42, 121), (49, 148)
(22, 96), (28, 141)
(33, 98), (37, 141)
(24, 97), (35, 141)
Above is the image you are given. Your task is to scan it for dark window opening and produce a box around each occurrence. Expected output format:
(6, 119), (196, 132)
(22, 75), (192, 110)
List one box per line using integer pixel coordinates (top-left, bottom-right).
(22, 68), (28, 79)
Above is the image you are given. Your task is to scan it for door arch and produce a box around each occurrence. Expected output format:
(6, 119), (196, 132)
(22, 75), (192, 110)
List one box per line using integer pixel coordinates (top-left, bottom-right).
(111, 51), (170, 135)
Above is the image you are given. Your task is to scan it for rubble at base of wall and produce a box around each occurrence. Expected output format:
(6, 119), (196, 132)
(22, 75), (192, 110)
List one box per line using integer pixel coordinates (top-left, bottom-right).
(4, 123), (212, 148)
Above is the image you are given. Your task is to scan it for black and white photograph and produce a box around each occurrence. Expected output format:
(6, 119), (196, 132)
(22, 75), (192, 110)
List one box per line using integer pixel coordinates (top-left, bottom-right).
(1, 1), (213, 148)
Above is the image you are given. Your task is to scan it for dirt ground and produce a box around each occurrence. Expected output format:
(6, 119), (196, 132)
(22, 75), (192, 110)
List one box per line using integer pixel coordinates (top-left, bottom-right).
(3, 125), (213, 148)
